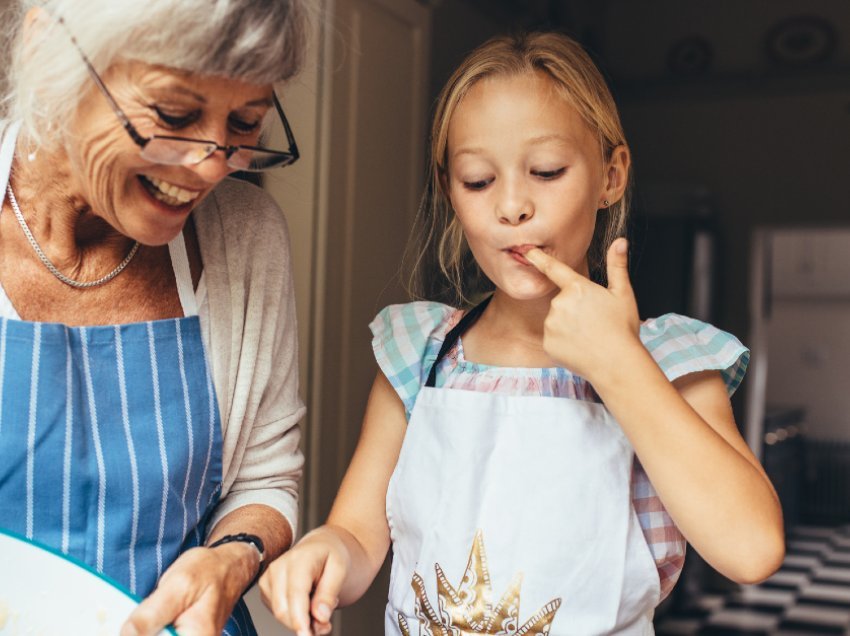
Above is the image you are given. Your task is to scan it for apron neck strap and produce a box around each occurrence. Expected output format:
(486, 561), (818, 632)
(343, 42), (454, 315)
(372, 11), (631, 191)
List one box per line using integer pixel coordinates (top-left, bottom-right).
(425, 294), (492, 388)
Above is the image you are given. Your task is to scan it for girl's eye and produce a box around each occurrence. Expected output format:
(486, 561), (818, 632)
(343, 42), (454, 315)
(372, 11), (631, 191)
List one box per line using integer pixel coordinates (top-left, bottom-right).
(228, 115), (262, 135)
(532, 167), (566, 180)
(463, 178), (493, 191)
(152, 106), (201, 130)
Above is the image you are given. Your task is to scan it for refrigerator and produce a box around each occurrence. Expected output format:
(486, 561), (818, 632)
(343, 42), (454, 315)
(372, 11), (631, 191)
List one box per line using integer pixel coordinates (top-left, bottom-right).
(746, 227), (850, 526)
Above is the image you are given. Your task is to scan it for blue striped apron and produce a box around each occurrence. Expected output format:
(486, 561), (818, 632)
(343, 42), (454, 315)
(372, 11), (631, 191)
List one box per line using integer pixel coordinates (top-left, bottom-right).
(0, 316), (255, 636)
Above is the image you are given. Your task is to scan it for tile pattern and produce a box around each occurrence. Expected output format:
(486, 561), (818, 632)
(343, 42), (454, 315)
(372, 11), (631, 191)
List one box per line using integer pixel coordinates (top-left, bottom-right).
(655, 525), (850, 635)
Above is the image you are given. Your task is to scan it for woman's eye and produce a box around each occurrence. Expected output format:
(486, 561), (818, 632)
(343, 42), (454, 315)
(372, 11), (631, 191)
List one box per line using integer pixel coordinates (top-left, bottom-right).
(152, 107), (201, 130)
(463, 178), (493, 191)
(228, 115), (262, 135)
(532, 167), (566, 180)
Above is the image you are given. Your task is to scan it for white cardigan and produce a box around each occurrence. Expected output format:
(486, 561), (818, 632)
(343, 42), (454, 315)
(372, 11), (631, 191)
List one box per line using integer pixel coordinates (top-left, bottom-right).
(0, 120), (305, 537)
(195, 178), (305, 536)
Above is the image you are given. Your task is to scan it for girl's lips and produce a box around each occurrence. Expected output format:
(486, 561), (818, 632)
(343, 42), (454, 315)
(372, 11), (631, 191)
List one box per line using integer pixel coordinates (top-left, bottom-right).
(505, 244), (543, 266)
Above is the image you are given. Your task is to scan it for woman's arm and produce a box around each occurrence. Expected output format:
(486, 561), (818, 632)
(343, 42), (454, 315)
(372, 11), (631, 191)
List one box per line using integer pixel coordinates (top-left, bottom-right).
(259, 371), (408, 636)
(526, 240), (784, 584)
(121, 504), (291, 636)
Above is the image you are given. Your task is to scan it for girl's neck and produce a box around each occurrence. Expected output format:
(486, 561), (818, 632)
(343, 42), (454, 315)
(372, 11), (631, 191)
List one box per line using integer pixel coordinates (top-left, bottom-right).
(461, 289), (558, 368)
(485, 290), (551, 339)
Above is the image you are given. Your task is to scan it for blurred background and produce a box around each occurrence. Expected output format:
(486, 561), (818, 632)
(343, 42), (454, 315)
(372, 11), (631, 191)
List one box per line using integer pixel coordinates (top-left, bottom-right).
(258, 1), (850, 633)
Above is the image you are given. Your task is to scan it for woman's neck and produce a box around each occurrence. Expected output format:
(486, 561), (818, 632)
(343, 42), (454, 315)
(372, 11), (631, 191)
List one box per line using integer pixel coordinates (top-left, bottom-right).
(7, 141), (132, 273)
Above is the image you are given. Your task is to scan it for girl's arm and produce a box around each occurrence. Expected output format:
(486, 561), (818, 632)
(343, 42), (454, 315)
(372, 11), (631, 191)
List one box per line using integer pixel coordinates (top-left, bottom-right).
(526, 240), (784, 585)
(259, 371), (407, 636)
(595, 350), (784, 583)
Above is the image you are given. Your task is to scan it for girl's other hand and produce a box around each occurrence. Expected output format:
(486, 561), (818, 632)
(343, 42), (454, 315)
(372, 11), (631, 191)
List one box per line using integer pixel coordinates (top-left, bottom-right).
(524, 238), (642, 384)
(259, 527), (348, 636)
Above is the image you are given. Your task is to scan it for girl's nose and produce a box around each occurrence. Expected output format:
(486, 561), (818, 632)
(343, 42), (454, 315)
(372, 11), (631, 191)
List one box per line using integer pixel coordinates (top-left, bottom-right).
(497, 199), (535, 225)
(496, 177), (534, 225)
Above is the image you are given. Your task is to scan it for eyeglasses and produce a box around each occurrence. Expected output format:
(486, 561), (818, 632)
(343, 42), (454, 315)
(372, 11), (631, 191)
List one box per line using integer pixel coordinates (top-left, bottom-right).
(62, 21), (299, 172)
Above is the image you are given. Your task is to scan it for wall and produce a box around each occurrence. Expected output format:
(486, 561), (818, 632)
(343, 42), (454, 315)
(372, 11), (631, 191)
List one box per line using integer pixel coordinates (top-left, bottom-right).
(598, 0), (850, 415)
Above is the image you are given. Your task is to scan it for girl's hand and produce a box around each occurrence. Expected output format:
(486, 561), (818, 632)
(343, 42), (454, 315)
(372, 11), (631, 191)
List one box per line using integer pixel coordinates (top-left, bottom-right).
(259, 527), (348, 636)
(524, 238), (642, 384)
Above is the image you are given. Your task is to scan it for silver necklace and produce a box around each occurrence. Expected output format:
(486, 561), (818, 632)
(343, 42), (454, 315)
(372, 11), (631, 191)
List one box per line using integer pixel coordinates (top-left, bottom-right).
(5, 183), (140, 289)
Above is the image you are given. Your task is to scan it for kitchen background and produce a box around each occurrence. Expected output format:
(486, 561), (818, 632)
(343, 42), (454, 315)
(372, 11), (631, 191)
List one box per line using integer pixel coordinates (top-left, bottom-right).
(1, 0), (847, 633)
(257, 1), (850, 633)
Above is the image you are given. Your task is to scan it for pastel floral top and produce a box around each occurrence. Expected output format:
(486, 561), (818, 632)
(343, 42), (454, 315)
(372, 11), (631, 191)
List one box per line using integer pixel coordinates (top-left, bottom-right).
(370, 302), (749, 601)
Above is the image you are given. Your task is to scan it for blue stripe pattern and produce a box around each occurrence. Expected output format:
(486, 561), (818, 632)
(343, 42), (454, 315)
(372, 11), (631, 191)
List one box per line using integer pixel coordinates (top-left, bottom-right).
(0, 317), (224, 597)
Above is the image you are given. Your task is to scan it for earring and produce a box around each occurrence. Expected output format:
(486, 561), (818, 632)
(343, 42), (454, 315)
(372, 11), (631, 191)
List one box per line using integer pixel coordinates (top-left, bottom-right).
(602, 199), (610, 208)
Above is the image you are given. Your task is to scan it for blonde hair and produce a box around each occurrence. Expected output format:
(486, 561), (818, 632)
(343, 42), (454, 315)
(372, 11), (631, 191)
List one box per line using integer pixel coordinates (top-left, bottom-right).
(406, 31), (631, 307)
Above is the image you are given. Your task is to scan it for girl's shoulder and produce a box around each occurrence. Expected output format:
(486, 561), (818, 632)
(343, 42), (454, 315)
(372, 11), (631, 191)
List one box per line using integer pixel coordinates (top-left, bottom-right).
(370, 301), (461, 416)
(639, 313), (749, 396)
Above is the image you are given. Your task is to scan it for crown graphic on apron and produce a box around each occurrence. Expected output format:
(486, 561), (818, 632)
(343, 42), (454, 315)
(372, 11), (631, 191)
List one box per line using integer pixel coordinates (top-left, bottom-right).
(397, 530), (562, 636)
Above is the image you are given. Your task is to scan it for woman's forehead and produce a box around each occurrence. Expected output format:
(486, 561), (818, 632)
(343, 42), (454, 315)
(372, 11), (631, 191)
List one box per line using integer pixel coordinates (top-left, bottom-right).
(111, 60), (275, 104)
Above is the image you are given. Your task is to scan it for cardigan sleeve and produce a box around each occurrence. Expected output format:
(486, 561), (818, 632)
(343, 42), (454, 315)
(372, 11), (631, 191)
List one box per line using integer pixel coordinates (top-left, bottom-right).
(198, 178), (305, 538)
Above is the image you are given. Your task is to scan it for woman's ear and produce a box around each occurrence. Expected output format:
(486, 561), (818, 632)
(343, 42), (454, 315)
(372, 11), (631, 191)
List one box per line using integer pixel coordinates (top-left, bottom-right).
(23, 7), (51, 42)
(601, 145), (631, 206)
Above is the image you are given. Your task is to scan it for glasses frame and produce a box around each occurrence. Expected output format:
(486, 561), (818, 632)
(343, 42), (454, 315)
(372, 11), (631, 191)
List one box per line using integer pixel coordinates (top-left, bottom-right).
(62, 20), (299, 171)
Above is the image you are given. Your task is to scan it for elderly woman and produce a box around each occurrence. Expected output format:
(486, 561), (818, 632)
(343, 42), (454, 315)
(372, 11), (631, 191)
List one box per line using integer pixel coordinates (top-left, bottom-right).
(0, 1), (307, 634)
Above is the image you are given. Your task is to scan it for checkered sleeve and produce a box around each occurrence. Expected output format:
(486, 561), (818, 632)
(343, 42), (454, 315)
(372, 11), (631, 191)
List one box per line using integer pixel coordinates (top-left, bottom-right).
(640, 313), (749, 395)
(369, 301), (456, 418)
(633, 460), (686, 601)
(635, 314), (749, 600)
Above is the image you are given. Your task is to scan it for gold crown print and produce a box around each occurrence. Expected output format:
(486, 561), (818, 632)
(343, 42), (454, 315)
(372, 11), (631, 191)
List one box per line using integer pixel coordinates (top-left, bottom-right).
(398, 530), (562, 635)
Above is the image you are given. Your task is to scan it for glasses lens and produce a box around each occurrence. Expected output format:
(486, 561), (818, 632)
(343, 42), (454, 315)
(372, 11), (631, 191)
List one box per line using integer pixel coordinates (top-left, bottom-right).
(227, 148), (297, 172)
(141, 138), (217, 166)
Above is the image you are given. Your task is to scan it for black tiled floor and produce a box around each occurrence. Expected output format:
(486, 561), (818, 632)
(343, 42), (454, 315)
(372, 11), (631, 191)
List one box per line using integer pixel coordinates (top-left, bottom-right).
(655, 525), (850, 636)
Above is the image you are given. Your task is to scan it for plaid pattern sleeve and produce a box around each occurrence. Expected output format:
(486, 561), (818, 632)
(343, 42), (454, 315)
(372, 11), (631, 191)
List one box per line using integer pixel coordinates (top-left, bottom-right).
(370, 301), (456, 418)
(636, 314), (749, 599)
(633, 460), (686, 601)
(640, 313), (750, 396)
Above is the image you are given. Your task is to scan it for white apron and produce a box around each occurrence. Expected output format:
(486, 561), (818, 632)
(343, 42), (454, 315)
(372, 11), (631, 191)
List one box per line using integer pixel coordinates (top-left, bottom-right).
(384, 298), (660, 635)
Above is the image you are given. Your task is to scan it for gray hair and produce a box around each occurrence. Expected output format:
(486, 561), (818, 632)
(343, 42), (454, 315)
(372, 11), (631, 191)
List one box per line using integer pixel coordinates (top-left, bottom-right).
(2, 0), (307, 147)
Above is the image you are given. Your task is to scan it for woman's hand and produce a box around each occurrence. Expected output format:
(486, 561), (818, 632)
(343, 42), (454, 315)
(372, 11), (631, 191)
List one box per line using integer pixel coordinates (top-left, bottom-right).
(524, 238), (642, 384)
(120, 542), (260, 636)
(259, 526), (350, 636)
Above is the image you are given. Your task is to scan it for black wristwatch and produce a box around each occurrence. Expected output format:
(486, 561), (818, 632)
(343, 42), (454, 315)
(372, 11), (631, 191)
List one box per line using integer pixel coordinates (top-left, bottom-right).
(208, 533), (266, 589)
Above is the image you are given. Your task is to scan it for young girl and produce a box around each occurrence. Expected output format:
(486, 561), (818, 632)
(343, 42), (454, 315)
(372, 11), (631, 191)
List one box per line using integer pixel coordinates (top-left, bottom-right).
(260, 32), (784, 635)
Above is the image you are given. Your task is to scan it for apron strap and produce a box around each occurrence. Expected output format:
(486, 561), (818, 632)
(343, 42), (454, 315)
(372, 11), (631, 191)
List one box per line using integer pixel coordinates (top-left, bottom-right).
(424, 294), (492, 388)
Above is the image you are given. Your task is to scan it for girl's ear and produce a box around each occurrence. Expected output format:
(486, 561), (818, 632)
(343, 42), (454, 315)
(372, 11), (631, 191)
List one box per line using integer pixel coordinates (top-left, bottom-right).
(438, 168), (452, 207)
(601, 145), (631, 207)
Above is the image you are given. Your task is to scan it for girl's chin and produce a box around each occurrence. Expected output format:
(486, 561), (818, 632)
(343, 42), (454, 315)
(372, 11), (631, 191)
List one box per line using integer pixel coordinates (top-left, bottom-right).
(496, 280), (558, 302)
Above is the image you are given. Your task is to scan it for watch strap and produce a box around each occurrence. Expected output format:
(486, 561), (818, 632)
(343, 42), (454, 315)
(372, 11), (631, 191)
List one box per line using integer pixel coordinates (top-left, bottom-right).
(208, 533), (266, 591)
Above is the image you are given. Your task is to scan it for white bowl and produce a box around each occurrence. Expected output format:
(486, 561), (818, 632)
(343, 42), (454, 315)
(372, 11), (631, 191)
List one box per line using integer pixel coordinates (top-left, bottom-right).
(0, 528), (176, 635)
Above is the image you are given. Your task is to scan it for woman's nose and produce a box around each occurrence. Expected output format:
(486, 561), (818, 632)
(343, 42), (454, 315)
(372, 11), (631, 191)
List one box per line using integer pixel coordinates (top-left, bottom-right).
(185, 123), (236, 184)
(189, 149), (233, 184)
